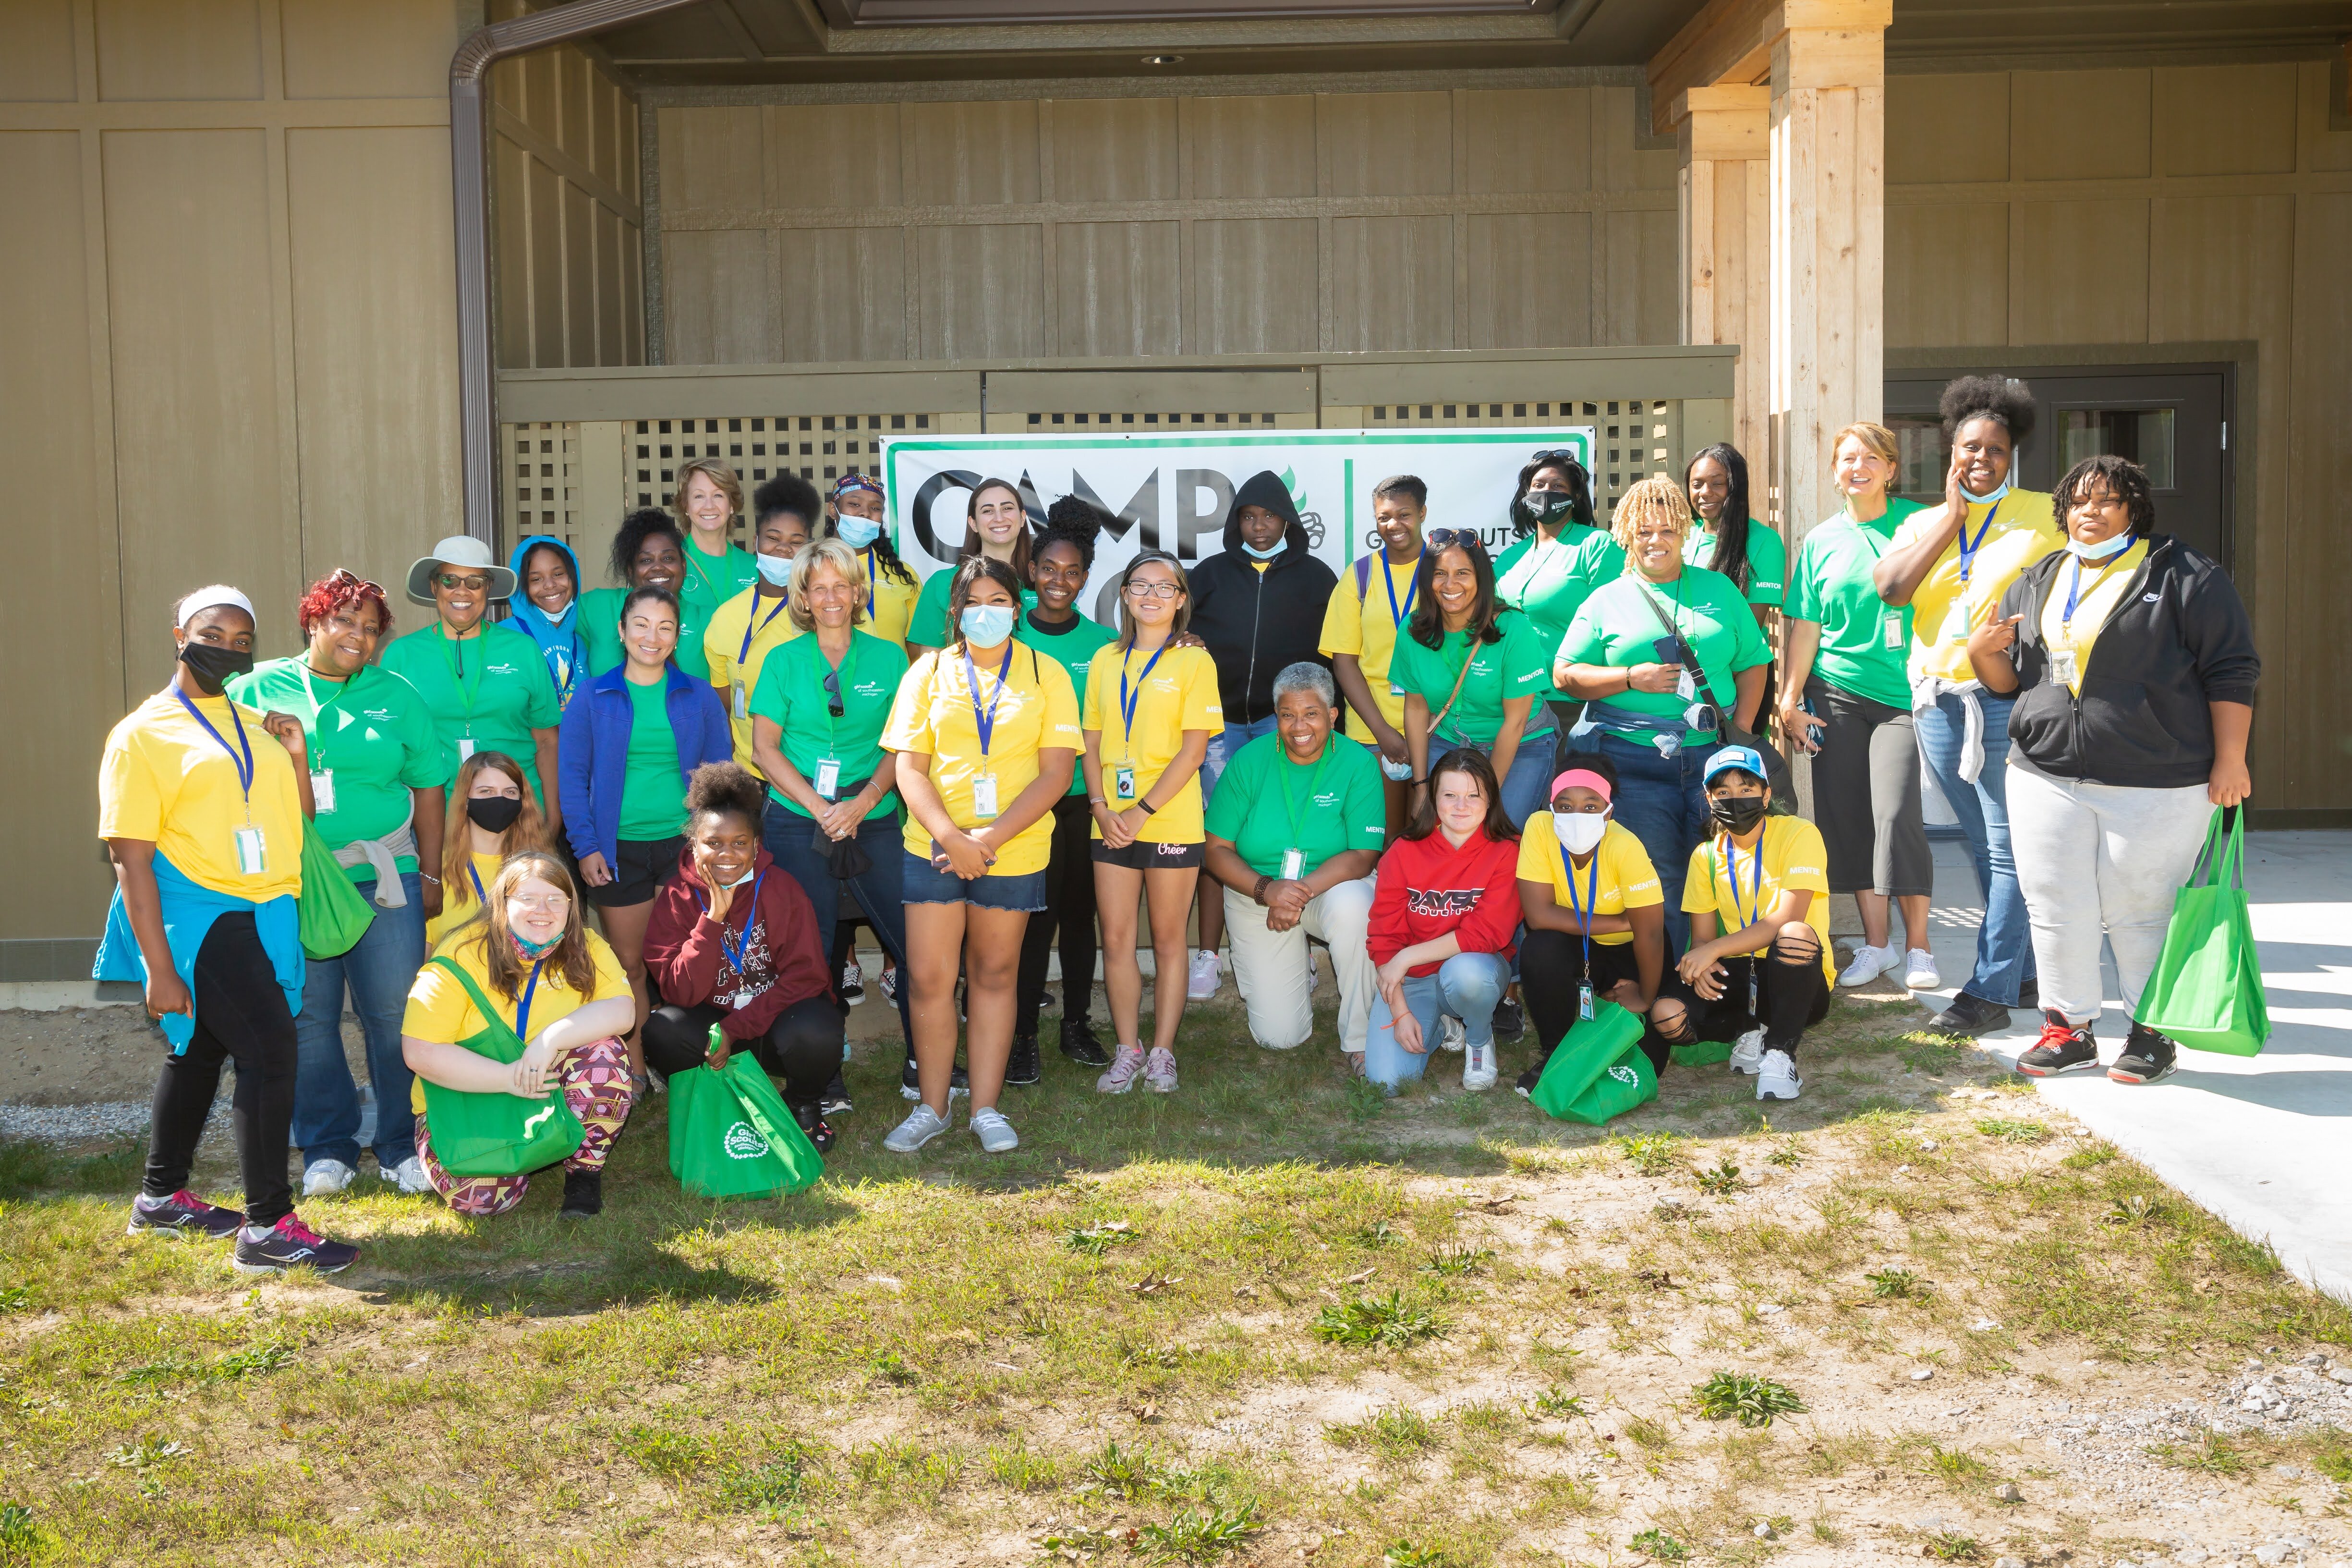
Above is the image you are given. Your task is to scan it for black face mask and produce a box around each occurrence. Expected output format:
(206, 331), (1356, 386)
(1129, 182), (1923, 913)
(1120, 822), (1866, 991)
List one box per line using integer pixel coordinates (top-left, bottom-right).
(466, 796), (525, 833)
(1516, 492), (1578, 530)
(178, 642), (255, 694)
(1709, 795), (1770, 836)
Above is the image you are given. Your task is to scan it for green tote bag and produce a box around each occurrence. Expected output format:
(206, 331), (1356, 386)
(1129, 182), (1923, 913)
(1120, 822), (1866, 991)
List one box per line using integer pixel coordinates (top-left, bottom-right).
(415, 957), (587, 1177)
(2136, 807), (2271, 1057)
(1528, 999), (1658, 1125)
(668, 1029), (824, 1199)
(296, 818), (376, 960)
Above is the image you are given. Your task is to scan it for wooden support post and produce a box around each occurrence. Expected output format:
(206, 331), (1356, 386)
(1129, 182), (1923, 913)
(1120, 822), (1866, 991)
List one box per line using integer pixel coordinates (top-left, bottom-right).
(1676, 84), (1771, 489)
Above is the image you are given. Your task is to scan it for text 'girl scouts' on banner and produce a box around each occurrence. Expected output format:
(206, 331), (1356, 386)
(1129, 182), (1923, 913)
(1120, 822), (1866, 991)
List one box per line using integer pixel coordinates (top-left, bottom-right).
(880, 426), (1597, 625)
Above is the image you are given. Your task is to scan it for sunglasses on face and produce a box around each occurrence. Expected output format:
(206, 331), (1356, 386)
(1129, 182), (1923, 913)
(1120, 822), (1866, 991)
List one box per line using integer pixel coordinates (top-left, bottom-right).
(436, 573), (489, 592)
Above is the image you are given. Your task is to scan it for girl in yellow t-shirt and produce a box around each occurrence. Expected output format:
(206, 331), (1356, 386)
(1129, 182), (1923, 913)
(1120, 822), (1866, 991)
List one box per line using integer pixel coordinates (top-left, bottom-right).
(882, 557), (1080, 1156)
(425, 750), (550, 948)
(824, 472), (922, 651)
(400, 850), (634, 1218)
(1081, 549), (1222, 1096)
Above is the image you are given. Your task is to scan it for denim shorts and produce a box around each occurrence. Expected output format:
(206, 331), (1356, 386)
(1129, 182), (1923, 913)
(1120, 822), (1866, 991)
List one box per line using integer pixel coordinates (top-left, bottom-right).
(901, 849), (1048, 912)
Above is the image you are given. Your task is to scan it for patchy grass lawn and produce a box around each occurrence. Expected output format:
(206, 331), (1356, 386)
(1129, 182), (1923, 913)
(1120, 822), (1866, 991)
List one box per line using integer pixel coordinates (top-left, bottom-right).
(1, 990), (2347, 1567)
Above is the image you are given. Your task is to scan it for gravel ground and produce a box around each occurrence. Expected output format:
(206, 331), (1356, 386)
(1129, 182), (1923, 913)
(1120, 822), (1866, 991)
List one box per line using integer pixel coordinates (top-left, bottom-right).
(0, 1096), (230, 1144)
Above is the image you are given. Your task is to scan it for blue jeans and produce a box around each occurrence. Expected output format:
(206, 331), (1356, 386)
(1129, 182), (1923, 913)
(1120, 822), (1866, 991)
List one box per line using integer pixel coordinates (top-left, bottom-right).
(1915, 691), (2036, 1004)
(1442, 731), (1556, 830)
(293, 871), (423, 1173)
(763, 803), (913, 1044)
(1364, 952), (1511, 1090)
(1562, 730), (1724, 953)
(1203, 716), (1280, 796)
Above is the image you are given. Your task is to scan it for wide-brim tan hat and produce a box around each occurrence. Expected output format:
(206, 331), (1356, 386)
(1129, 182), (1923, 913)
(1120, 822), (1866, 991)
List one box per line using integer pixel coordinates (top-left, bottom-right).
(405, 534), (517, 606)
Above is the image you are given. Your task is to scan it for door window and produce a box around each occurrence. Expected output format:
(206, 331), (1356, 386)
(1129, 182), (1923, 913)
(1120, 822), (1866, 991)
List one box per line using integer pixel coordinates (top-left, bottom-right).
(2058, 407), (2176, 490)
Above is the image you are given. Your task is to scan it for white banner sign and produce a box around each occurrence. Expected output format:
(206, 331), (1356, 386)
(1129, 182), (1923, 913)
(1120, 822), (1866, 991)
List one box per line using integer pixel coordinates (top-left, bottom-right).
(879, 426), (1596, 624)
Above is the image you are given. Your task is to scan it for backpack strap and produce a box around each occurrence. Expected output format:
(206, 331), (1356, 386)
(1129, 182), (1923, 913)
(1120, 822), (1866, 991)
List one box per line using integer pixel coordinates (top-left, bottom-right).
(1354, 554), (1375, 600)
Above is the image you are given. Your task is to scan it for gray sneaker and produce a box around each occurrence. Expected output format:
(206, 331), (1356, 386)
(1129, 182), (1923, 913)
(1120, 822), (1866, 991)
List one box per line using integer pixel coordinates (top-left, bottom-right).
(970, 1106), (1019, 1153)
(883, 1103), (951, 1153)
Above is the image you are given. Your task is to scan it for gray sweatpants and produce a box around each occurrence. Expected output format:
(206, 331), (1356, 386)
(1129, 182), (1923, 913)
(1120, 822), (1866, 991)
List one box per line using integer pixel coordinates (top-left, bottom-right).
(2006, 762), (2213, 1026)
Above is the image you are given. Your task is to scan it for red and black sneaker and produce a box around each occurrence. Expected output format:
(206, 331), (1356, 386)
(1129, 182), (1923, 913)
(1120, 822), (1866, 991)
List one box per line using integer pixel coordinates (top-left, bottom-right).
(232, 1213), (358, 1275)
(2107, 1024), (2179, 1085)
(2016, 1013), (2099, 1076)
(126, 1189), (244, 1241)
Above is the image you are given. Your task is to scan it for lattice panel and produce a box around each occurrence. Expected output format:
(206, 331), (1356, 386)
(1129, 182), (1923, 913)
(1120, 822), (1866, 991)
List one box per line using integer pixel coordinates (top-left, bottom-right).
(632, 414), (950, 521)
(502, 421), (583, 551)
(1349, 398), (1684, 514)
(1015, 410), (1304, 432)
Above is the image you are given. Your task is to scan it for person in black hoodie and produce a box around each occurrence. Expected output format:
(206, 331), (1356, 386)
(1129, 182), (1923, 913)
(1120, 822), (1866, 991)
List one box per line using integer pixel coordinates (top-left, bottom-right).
(1967, 454), (2257, 1087)
(1183, 471), (1340, 1000)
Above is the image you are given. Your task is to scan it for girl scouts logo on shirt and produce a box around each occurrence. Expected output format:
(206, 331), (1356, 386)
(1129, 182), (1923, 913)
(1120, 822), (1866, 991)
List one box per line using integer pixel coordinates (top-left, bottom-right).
(487, 660), (520, 676)
(723, 1120), (770, 1160)
(363, 707), (395, 722)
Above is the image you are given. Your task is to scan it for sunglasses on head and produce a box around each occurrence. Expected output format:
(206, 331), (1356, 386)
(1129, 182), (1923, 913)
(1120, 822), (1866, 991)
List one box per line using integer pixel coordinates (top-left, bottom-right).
(326, 569), (385, 597)
(1425, 529), (1485, 551)
(1529, 450), (1588, 470)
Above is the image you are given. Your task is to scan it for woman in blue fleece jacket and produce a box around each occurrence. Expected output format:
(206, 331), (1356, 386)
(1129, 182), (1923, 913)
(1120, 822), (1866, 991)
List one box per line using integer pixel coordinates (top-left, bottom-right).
(557, 585), (731, 1076)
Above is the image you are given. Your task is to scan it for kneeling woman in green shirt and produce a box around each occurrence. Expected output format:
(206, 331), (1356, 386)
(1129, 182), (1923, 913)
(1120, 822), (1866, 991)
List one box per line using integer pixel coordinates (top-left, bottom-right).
(557, 586), (733, 1078)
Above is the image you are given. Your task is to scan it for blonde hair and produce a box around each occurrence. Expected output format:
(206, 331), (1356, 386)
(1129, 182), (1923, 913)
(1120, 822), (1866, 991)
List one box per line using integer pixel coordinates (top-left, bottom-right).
(1831, 422), (1900, 493)
(1609, 475), (1691, 551)
(786, 537), (871, 632)
(670, 458), (743, 530)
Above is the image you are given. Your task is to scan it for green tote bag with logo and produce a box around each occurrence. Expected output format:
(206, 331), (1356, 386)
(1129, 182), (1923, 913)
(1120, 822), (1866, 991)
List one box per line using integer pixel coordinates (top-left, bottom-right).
(668, 1031), (824, 1199)
(2136, 807), (2270, 1057)
(414, 957), (586, 1178)
(1528, 999), (1657, 1125)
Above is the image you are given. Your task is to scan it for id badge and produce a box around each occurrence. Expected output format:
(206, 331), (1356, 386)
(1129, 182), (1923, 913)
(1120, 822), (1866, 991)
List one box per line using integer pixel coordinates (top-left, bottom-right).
(457, 737), (475, 763)
(971, 772), (1000, 820)
(1280, 848), (1305, 881)
(1388, 680), (1406, 698)
(732, 681), (749, 722)
(1675, 665), (1696, 702)
(310, 768), (337, 814)
(233, 825), (267, 875)
(813, 757), (841, 801)
(1578, 982), (1595, 1022)
(1882, 613), (1904, 650)
(2051, 645), (2080, 686)
(1114, 762), (1137, 801)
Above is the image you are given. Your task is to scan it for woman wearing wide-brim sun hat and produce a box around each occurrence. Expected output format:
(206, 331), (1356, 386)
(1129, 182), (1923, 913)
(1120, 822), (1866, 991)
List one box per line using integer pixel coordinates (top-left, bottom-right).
(379, 535), (564, 840)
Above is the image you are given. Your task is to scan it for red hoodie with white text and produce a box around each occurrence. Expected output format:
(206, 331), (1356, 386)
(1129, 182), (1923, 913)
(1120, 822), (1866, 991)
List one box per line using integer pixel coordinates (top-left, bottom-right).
(1367, 827), (1522, 977)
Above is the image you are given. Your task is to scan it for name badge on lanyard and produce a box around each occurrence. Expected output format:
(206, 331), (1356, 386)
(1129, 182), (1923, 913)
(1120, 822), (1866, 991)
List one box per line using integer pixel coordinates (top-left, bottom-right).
(1114, 763), (1136, 801)
(1881, 612), (1904, 650)
(966, 641), (1015, 823)
(2050, 644), (2080, 687)
(458, 737), (476, 762)
(813, 757), (841, 801)
(178, 690), (265, 876)
(732, 681), (749, 722)
(1280, 847), (1305, 881)
(1382, 553), (1417, 698)
(1115, 643), (1166, 804)
(234, 826), (267, 875)
(310, 767), (337, 814)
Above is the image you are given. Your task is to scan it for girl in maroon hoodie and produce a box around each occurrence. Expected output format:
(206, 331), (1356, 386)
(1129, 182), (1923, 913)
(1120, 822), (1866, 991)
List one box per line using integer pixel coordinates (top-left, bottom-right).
(643, 763), (844, 1149)
(1365, 749), (1523, 1094)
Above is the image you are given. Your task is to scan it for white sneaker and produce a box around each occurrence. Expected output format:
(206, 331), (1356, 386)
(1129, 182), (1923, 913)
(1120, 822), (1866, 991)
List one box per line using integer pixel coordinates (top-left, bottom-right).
(1461, 1038), (1498, 1091)
(1305, 957), (1319, 995)
(970, 1107), (1018, 1153)
(301, 1158), (355, 1197)
(883, 1103), (951, 1153)
(1144, 1046), (1178, 1094)
(1903, 948), (1942, 990)
(1187, 949), (1222, 1000)
(1756, 1048), (1802, 1101)
(1438, 1013), (1467, 1053)
(1727, 1028), (1766, 1075)
(1097, 1043), (1147, 1094)
(382, 1155), (431, 1196)
(1837, 942), (1899, 987)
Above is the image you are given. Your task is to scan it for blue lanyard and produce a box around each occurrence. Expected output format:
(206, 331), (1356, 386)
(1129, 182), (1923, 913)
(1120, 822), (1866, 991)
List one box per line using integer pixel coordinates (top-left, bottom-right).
(2062, 550), (2129, 629)
(1559, 839), (1599, 975)
(1954, 499), (2000, 585)
(964, 643), (1016, 757)
(1720, 832), (1766, 929)
(740, 592), (789, 665)
(699, 871), (762, 973)
(467, 861), (487, 909)
(513, 960), (544, 1043)
(1381, 550), (1418, 628)
(1118, 641), (1169, 747)
(175, 690), (255, 806)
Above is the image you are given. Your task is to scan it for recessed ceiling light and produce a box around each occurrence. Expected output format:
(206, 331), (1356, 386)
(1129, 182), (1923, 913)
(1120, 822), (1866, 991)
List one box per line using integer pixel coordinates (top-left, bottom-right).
(1141, 54), (1182, 65)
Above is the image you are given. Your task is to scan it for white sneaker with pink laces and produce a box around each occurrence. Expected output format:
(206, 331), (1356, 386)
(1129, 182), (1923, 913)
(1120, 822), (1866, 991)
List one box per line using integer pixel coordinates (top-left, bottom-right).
(1096, 1043), (1147, 1094)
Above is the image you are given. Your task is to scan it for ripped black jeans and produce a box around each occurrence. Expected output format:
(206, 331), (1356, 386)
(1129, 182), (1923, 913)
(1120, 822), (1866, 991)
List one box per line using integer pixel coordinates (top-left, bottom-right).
(1651, 923), (1830, 1058)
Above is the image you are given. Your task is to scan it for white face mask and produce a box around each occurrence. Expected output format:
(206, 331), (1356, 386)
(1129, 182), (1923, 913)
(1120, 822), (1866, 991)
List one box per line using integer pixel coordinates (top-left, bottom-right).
(2064, 530), (2134, 561)
(1552, 809), (1608, 856)
(1963, 478), (2011, 506)
(723, 864), (758, 888)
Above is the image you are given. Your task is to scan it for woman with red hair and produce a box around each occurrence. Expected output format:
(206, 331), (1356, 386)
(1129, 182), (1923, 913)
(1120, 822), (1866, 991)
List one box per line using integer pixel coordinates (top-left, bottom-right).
(227, 569), (449, 1196)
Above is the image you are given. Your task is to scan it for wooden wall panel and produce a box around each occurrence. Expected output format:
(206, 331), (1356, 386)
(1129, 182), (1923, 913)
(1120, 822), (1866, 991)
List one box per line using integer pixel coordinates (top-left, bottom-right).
(1885, 203), (2008, 347)
(563, 182), (597, 366)
(526, 154), (566, 367)
(1466, 212), (1589, 349)
(94, 0), (262, 102)
(493, 134), (533, 369)
(1053, 99), (1178, 204)
(2013, 198), (2147, 343)
(1593, 84), (1676, 192)
(0, 0), (77, 102)
(778, 227), (906, 362)
(1321, 91), (1452, 196)
(1885, 72), (2006, 185)
(1187, 95), (1317, 198)
(1330, 214), (1453, 351)
(1602, 208), (1677, 348)
(764, 103), (900, 208)
(1460, 87), (1591, 194)
(279, 0), (449, 99)
(2151, 63), (2297, 177)
(901, 101), (1039, 207)
(1056, 220), (1180, 357)
(660, 107), (763, 212)
(2282, 193), (2352, 803)
(915, 224), (1044, 358)
(596, 204), (626, 365)
(2011, 69), (2151, 181)
(664, 229), (778, 363)
(2304, 59), (2352, 173)
(1188, 217), (1318, 353)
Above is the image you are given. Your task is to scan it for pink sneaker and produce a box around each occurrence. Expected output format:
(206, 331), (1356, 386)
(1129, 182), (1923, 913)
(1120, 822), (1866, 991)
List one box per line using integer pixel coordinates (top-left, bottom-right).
(1096, 1044), (1146, 1094)
(1144, 1046), (1178, 1094)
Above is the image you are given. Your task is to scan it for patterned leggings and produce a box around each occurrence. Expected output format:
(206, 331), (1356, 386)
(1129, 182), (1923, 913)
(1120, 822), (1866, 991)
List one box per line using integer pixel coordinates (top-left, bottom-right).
(414, 1036), (634, 1217)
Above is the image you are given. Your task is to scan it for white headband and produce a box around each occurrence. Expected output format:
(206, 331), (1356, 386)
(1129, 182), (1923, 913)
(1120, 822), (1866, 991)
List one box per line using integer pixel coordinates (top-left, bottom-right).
(176, 585), (255, 629)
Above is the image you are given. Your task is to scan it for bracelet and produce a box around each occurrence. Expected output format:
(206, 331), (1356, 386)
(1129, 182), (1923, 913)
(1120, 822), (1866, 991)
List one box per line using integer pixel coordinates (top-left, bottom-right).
(1138, 799), (1157, 816)
(1252, 874), (1272, 903)
(1087, 796), (1108, 807)
(418, 873), (441, 885)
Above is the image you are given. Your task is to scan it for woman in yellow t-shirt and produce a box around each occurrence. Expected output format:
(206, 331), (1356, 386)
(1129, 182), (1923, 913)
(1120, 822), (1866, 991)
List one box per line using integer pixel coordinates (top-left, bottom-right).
(1511, 753), (1668, 1095)
(825, 472), (922, 651)
(882, 557), (1080, 1155)
(1081, 550), (1221, 1096)
(425, 750), (550, 948)
(400, 850), (635, 1218)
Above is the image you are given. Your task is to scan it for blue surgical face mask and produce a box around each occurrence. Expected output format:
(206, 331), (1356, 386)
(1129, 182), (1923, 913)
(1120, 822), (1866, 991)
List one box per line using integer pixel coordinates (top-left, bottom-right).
(960, 604), (1017, 646)
(2064, 530), (2134, 562)
(1241, 538), (1285, 560)
(835, 515), (882, 549)
(1963, 478), (2011, 506)
(755, 552), (794, 588)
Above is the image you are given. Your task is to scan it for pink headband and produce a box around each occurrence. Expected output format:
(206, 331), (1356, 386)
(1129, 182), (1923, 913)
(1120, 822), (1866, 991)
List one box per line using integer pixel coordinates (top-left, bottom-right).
(1551, 768), (1612, 803)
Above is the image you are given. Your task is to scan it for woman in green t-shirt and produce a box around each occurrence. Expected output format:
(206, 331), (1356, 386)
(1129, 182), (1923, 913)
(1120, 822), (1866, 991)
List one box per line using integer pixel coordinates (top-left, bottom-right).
(1492, 450), (1600, 737)
(582, 511), (715, 682)
(1779, 421), (1936, 994)
(908, 477), (1035, 656)
(1683, 444), (1786, 625)
(1389, 533), (1556, 828)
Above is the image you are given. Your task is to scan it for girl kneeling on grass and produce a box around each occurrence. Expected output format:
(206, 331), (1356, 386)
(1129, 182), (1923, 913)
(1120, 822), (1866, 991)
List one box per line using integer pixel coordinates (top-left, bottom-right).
(401, 851), (636, 1218)
(643, 764), (846, 1151)
(1653, 747), (1833, 1103)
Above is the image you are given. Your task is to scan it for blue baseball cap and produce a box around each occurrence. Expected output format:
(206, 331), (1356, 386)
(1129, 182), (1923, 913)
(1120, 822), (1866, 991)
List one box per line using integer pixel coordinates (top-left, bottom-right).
(1703, 745), (1768, 787)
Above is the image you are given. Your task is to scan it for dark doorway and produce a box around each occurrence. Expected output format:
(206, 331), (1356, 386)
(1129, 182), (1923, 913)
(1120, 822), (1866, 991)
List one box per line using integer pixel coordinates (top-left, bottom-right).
(1884, 364), (2234, 571)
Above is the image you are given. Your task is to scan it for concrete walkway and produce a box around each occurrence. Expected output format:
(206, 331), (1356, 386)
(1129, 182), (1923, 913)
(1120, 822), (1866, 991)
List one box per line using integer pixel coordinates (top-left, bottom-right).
(1903, 829), (2352, 1306)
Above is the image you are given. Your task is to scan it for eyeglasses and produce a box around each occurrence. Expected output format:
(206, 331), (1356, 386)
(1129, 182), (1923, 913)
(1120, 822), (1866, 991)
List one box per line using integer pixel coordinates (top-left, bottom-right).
(822, 667), (845, 718)
(436, 573), (489, 592)
(1426, 529), (1485, 551)
(1123, 581), (1183, 599)
(507, 894), (569, 912)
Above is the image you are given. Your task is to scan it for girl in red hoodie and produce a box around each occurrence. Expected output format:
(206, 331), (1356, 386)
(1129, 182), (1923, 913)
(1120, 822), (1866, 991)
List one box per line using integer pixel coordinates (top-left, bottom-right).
(1365, 748), (1523, 1093)
(643, 763), (844, 1149)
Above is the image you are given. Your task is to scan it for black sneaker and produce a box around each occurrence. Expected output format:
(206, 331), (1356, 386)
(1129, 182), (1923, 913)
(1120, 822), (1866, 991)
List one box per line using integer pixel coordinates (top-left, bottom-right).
(232, 1213), (358, 1275)
(2016, 1013), (2099, 1076)
(2108, 1025), (2178, 1084)
(901, 1048), (969, 1101)
(1492, 995), (1525, 1043)
(1059, 1015), (1112, 1068)
(1929, 990), (2014, 1038)
(1006, 1033), (1043, 1087)
(559, 1170), (602, 1219)
(127, 1189), (244, 1241)
(820, 1072), (852, 1117)
(1514, 1049), (1552, 1099)
(838, 959), (866, 1006)
(795, 1103), (837, 1155)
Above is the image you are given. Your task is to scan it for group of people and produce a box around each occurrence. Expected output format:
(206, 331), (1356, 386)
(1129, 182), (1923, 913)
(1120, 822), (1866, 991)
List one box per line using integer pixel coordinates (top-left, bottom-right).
(95, 372), (2259, 1271)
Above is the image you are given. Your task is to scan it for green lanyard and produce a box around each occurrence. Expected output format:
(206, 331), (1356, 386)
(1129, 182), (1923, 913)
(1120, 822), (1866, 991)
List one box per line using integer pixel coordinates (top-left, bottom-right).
(297, 664), (354, 772)
(1276, 741), (1335, 847)
(435, 624), (487, 724)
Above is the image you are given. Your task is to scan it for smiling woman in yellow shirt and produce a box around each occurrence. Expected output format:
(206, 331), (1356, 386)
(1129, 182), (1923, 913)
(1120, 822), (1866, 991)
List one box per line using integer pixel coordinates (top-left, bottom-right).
(1081, 549), (1222, 1097)
(882, 556), (1080, 1157)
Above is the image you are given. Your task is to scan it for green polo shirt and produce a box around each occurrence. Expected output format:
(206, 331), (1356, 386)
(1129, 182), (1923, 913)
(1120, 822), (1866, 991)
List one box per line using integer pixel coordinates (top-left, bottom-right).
(1203, 731), (1387, 881)
(1385, 609), (1558, 748)
(1555, 567), (1771, 737)
(377, 621), (561, 806)
(578, 585), (716, 684)
(680, 539), (758, 628)
(1492, 524), (1601, 655)
(1682, 517), (1788, 609)
(1016, 609), (1120, 797)
(908, 569), (1038, 649)
(1786, 500), (1925, 709)
(226, 658), (446, 882)
(748, 629), (909, 821)
(618, 678), (688, 841)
